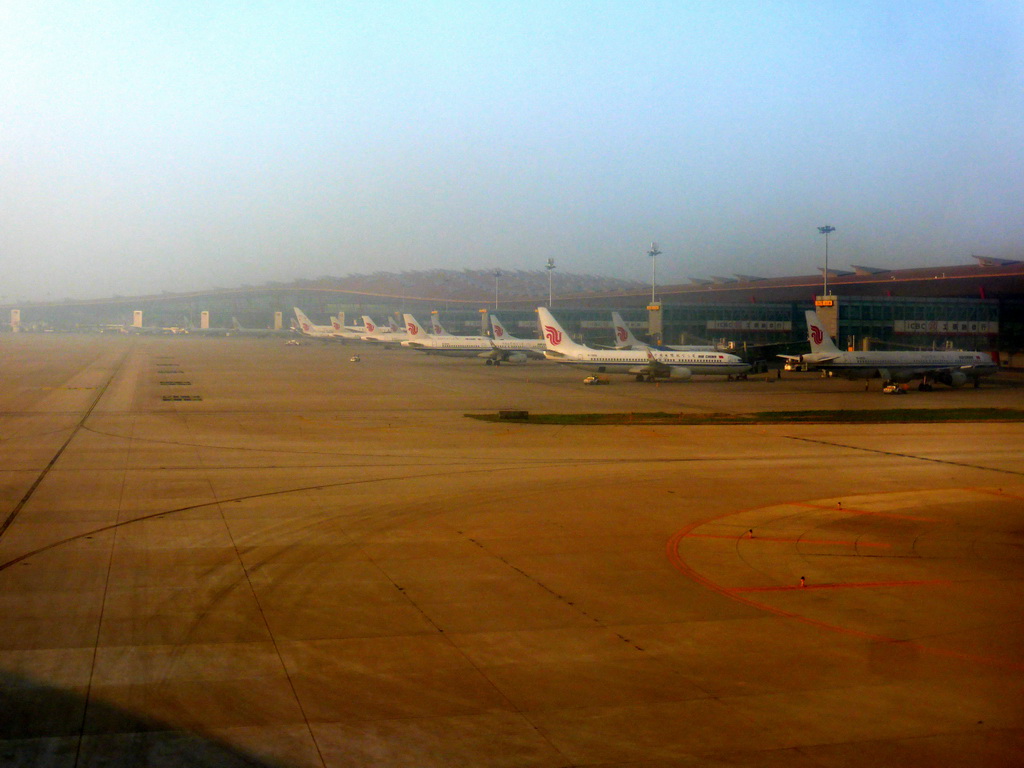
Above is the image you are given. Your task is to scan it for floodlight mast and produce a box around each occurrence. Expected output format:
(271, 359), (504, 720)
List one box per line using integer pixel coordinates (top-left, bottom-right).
(647, 242), (661, 303)
(545, 258), (556, 307)
(817, 226), (835, 295)
(493, 269), (502, 309)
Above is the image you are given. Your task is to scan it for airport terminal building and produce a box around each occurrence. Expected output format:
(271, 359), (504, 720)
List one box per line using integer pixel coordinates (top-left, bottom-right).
(6, 257), (1024, 363)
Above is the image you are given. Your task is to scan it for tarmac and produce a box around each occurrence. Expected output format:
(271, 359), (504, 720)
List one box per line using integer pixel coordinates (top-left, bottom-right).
(1, 333), (1022, 767)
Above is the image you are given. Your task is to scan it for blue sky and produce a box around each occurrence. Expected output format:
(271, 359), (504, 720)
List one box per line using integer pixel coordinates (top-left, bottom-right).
(2, 1), (1022, 300)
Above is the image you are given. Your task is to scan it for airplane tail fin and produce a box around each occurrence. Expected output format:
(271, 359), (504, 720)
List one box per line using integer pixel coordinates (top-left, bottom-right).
(430, 314), (449, 335)
(331, 318), (342, 332)
(361, 315), (378, 334)
(805, 311), (842, 354)
(611, 311), (640, 348)
(490, 315), (510, 340)
(537, 307), (584, 353)
(403, 314), (428, 339)
(294, 307), (314, 334)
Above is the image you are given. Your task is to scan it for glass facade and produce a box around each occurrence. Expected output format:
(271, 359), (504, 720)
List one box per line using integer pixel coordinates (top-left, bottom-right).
(836, 297), (998, 351)
(19, 291), (1009, 354)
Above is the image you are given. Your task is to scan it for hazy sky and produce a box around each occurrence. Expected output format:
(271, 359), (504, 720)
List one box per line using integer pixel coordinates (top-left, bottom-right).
(3, 1), (1022, 301)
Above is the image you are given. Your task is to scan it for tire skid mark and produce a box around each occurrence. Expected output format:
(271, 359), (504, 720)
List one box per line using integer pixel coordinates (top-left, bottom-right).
(465, 536), (647, 653)
(1, 460), (641, 573)
(791, 501), (936, 523)
(786, 435), (1024, 477)
(0, 348), (132, 541)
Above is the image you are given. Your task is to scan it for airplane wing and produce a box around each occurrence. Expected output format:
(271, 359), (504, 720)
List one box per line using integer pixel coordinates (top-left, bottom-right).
(636, 350), (669, 375)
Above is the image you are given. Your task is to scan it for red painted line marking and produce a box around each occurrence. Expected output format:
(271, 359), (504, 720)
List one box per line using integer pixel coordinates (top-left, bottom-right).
(686, 533), (890, 548)
(665, 498), (1024, 673)
(729, 579), (949, 593)
(970, 487), (1024, 502)
(792, 502), (936, 522)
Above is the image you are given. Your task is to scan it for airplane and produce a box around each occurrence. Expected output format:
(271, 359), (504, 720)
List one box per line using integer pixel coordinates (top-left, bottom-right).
(232, 318), (294, 338)
(335, 312), (365, 333)
(489, 315), (546, 362)
(331, 313), (364, 335)
(294, 307), (341, 339)
(783, 310), (999, 390)
(330, 316), (365, 340)
(538, 307), (750, 381)
(402, 314), (499, 358)
(130, 325), (188, 335)
(611, 311), (717, 352)
(360, 315), (408, 343)
(118, 315), (190, 335)
(429, 314), (453, 336)
(188, 317), (293, 337)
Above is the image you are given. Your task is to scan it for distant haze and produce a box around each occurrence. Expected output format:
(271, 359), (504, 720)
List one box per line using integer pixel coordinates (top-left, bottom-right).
(2, 2), (1022, 301)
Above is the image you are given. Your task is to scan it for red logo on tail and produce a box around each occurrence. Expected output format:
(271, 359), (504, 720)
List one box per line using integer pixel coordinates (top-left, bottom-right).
(544, 325), (563, 345)
(407, 322), (418, 335)
(615, 326), (628, 342)
(494, 325), (504, 338)
(810, 325), (824, 345)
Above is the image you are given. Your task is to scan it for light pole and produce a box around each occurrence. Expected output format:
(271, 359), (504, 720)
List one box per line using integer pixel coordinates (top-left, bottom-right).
(647, 242), (661, 303)
(545, 258), (556, 307)
(817, 226), (835, 296)
(493, 269), (501, 309)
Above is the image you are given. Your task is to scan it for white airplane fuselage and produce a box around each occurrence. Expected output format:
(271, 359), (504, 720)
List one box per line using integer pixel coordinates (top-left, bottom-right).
(360, 316), (408, 343)
(407, 339), (493, 357)
(538, 307), (750, 379)
(402, 313), (490, 356)
(800, 349), (997, 384)
(794, 311), (998, 387)
(543, 347), (750, 376)
(489, 315), (545, 359)
(294, 307), (339, 339)
(494, 337), (546, 357)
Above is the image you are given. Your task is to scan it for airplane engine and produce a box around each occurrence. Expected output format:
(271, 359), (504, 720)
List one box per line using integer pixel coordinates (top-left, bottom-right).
(667, 366), (692, 380)
(480, 350), (528, 365)
(884, 369), (915, 384)
(937, 370), (968, 387)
